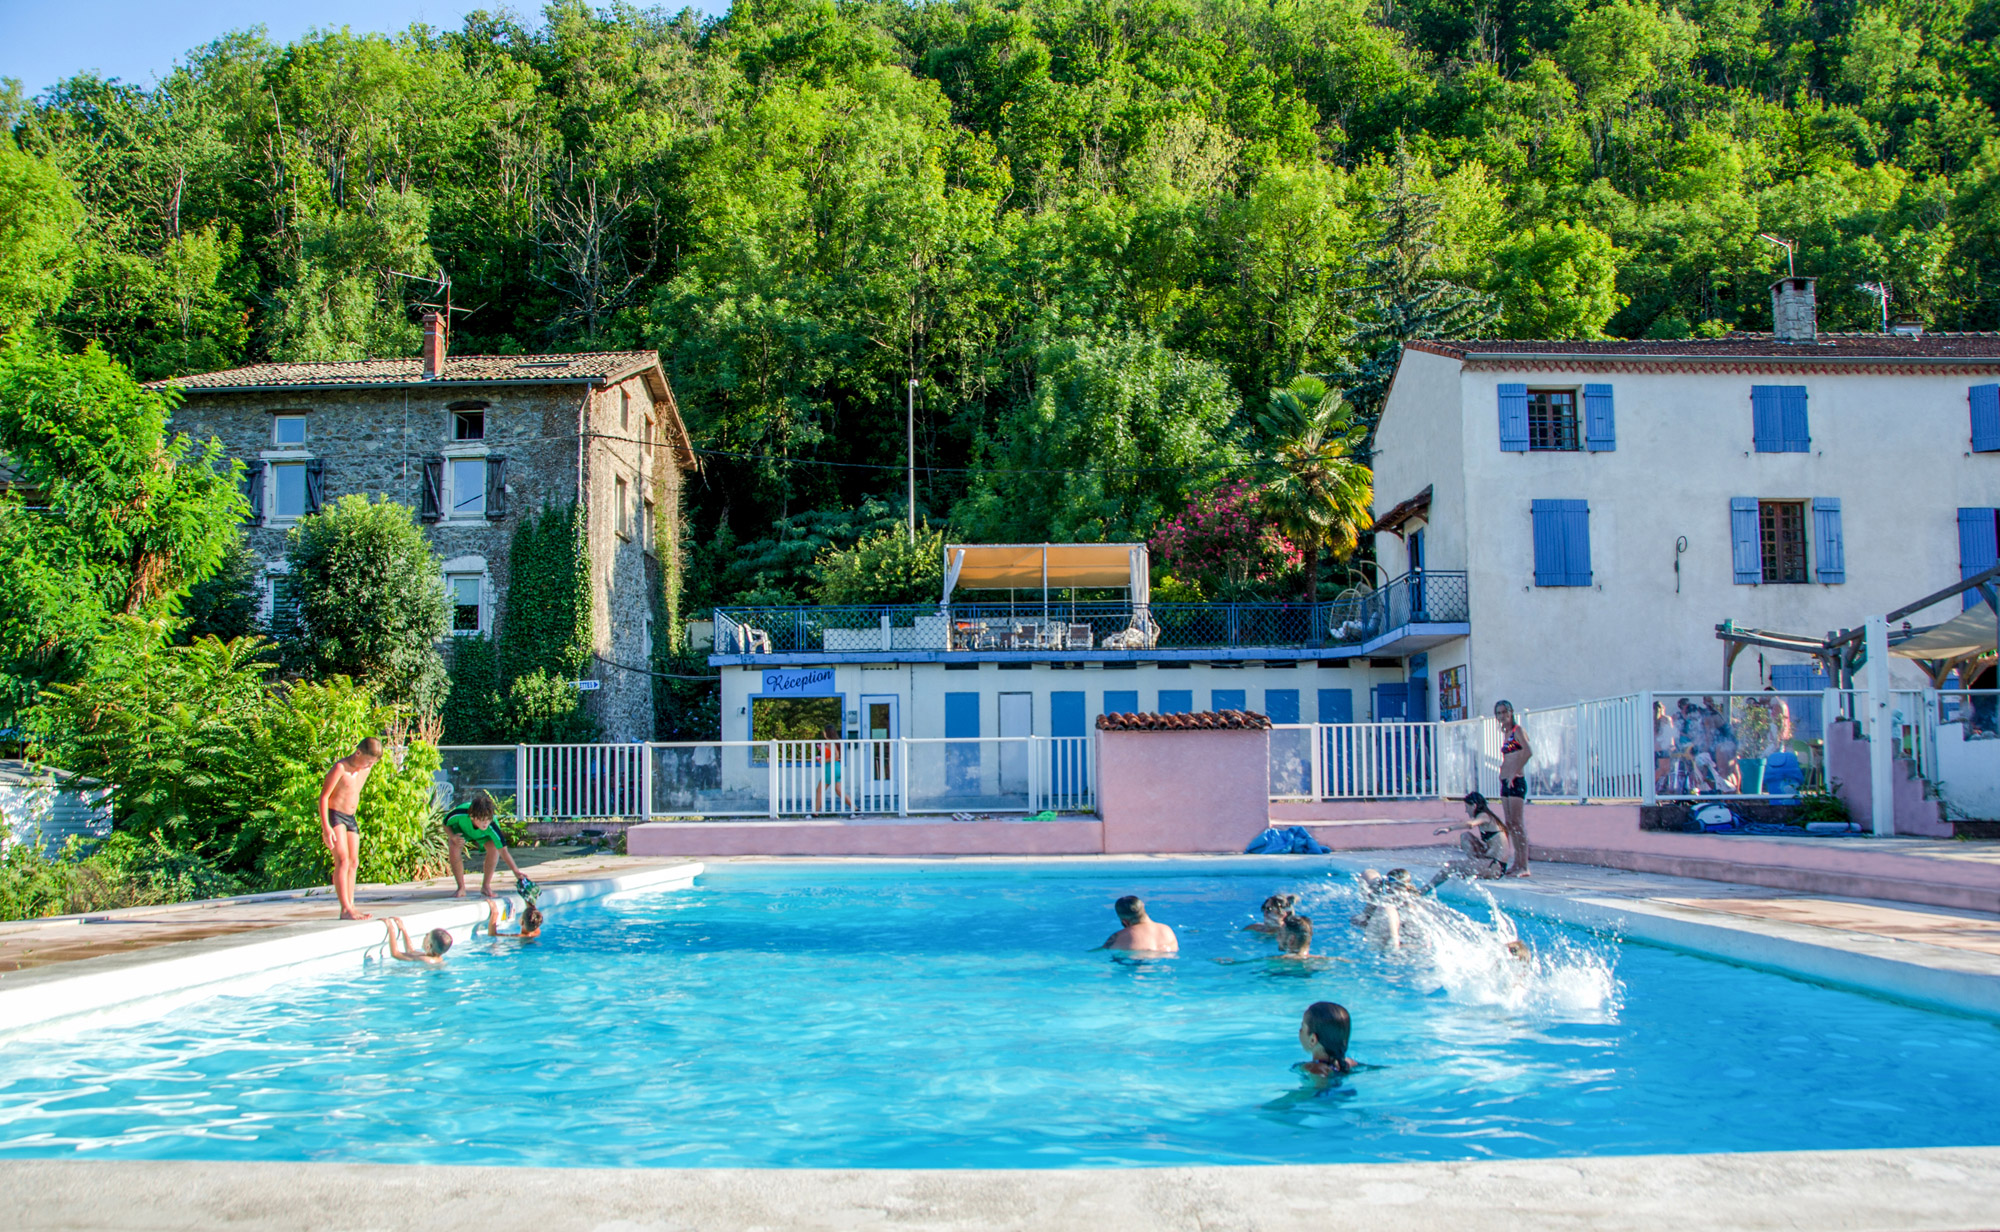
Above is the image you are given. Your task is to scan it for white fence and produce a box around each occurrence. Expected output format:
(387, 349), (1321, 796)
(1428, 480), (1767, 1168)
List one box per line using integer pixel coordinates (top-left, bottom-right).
(440, 737), (1095, 820)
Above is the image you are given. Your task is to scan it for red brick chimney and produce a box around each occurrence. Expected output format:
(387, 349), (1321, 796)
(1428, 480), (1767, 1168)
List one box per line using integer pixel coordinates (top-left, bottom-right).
(422, 310), (447, 379)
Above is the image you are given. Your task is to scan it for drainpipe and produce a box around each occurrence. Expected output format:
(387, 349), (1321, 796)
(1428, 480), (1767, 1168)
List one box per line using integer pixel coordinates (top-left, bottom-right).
(1865, 616), (1893, 836)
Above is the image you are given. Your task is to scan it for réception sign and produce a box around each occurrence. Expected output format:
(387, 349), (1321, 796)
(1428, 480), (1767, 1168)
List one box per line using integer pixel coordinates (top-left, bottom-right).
(760, 668), (837, 697)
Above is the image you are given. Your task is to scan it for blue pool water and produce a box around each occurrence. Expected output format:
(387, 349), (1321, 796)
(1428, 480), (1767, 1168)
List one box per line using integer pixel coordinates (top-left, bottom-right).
(1, 862), (1997, 1167)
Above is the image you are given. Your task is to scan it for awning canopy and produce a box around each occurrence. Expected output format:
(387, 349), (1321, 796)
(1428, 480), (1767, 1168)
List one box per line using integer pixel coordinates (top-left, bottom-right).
(943, 543), (1148, 599)
(1891, 605), (1999, 661)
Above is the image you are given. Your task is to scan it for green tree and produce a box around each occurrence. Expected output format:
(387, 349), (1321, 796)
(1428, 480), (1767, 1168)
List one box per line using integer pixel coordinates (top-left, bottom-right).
(1256, 376), (1374, 605)
(1492, 222), (1627, 337)
(279, 494), (448, 716)
(812, 523), (946, 605)
(0, 143), (84, 335)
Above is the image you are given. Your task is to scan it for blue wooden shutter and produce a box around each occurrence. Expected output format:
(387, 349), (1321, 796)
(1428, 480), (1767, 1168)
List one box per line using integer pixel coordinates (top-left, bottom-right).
(1583, 383), (1616, 451)
(1731, 497), (1761, 584)
(1971, 384), (2000, 452)
(1498, 383), (1529, 452)
(1211, 688), (1246, 713)
(1317, 688), (1353, 724)
(1103, 689), (1138, 716)
(1158, 689), (1193, 715)
(240, 460), (265, 526)
(1531, 499), (1589, 586)
(1264, 689), (1300, 724)
(1560, 501), (1592, 585)
(1751, 386), (1782, 452)
(1812, 497), (1845, 583)
(1531, 500), (1562, 585)
(303, 459), (325, 515)
(1780, 386), (1811, 451)
(1961, 508), (2000, 609)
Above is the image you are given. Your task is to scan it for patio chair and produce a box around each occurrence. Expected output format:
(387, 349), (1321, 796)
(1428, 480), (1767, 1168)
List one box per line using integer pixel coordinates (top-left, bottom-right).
(740, 625), (773, 654)
(1066, 623), (1094, 650)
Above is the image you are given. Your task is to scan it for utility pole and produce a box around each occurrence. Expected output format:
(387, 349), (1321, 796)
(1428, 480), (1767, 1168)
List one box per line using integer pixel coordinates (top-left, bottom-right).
(907, 378), (918, 540)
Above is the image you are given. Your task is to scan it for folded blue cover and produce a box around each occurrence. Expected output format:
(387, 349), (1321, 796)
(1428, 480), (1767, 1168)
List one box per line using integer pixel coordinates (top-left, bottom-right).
(1244, 826), (1330, 855)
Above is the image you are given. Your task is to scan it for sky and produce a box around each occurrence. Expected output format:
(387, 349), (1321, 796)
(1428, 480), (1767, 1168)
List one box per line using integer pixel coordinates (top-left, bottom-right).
(0, 0), (725, 97)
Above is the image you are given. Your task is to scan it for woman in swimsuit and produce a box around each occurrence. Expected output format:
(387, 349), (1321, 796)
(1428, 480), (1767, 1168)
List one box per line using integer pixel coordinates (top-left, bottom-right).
(1495, 700), (1532, 876)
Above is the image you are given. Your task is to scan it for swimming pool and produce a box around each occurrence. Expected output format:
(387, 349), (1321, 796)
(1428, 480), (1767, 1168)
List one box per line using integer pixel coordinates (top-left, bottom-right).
(1, 862), (1996, 1168)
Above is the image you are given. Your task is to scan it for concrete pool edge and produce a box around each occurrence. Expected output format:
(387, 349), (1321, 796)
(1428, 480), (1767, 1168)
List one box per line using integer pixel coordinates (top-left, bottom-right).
(0, 861), (704, 1038)
(6, 1147), (2000, 1231)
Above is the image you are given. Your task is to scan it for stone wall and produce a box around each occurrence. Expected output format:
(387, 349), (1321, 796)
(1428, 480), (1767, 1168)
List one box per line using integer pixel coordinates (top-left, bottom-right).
(579, 374), (677, 741)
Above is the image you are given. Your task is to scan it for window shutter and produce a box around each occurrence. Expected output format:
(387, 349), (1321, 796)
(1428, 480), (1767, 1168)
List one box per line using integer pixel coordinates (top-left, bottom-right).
(304, 459), (325, 515)
(1531, 499), (1567, 586)
(1812, 497), (1845, 583)
(1731, 497), (1761, 584)
(1750, 386), (1781, 452)
(1971, 384), (2000, 452)
(485, 455), (508, 521)
(1583, 384), (1616, 451)
(1961, 507), (2000, 610)
(1559, 500), (1592, 584)
(241, 460), (264, 526)
(1779, 386), (1811, 452)
(420, 457), (443, 523)
(1498, 383), (1529, 452)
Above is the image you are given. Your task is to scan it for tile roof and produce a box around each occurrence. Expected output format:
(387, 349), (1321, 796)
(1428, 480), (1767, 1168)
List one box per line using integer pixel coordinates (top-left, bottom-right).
(152, 351), (662, 391)
(1407, 333), (2000, 362)
(1095, 710), (1273, 732)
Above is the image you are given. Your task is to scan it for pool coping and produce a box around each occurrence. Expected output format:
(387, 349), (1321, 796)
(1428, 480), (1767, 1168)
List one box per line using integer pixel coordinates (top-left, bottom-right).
(5, 1147), (2000, 1231)
(0, 861), (704, 1039)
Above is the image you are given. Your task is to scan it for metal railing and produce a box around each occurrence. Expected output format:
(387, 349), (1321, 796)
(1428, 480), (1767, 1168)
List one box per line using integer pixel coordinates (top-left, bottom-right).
(439, 736), (1096, 820)
(712, 571), (1468, 655)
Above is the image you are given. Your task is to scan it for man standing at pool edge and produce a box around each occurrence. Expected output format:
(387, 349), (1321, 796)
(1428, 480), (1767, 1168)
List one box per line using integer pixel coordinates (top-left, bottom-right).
(318, 737), (383, 920)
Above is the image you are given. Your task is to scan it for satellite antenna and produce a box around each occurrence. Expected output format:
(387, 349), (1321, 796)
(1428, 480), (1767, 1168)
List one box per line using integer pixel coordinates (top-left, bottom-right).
(1856, 281), (1891, 332)
(1757, 234), (1795, 277)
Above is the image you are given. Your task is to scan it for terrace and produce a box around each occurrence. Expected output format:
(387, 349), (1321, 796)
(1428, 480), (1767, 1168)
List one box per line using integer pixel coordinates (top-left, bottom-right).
(711, 541), (1468, 663)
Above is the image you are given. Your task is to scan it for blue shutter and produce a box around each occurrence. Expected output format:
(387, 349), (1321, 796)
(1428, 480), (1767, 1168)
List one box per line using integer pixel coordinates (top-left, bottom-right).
(1780, 386), (1811, 451)
(1532, 499), (1589, 586)
(1264, 689), (1300, 724)
(1751, 386), (1782, 452)
(1498, 383), (1529, 452)
(1051, 691), (1086, 738)
(1769, 664), (1830, 740)
(1211, 688), (1246, 713)
(1158, 689), (1193, 715)
(1583, 383), (1616, 451)
(1961, 508), (2000, 610)
(1731, 497), (1761, 584)
(1103, 689), (1138, 716)
(1972, 385), (2000, 452)
(1812, 497), (1845, 583)
(1317, 688), (1353, 724)
(944, 692), (981, 738)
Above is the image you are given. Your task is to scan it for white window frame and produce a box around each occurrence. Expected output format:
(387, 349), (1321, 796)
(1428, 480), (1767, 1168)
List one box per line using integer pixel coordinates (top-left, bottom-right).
(260, 562), (294, 631)
(441, 557), (490, 636)
(453, 407), (486, 441)
(615, 475), (632, 540)
(271, 414), (308, 446)
(441, 445), (490, 522)
(266, 457), (310, 524)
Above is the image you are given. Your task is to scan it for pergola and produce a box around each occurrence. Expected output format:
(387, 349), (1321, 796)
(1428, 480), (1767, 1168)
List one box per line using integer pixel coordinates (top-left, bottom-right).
(1715, 562), (2000, 687)
(942, 543), (1149, 621)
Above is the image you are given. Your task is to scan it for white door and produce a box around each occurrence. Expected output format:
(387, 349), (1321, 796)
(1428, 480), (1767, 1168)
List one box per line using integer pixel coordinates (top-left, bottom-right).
(999, 692), (1032, 798)
(859, 694), (900, 797)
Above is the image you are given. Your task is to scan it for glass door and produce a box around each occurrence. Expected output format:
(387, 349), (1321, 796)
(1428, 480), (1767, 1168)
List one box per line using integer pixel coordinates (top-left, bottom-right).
(860, 694), (900, 793)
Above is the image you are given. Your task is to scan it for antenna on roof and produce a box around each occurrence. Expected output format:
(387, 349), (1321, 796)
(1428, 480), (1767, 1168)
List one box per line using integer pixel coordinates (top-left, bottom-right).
(1856, 281), (1891, 333)
(1757, 234), (1795, 278)
(388, 268), (456, 347)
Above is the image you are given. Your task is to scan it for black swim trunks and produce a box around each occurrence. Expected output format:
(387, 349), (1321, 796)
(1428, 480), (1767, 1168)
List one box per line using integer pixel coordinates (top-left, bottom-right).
(327, 809), (358, 832)
(1500, 776), (1528, 800)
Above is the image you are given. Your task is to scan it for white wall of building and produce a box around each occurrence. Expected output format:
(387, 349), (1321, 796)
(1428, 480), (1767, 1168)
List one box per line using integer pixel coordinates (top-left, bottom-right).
(1375, 352), (1995, 712)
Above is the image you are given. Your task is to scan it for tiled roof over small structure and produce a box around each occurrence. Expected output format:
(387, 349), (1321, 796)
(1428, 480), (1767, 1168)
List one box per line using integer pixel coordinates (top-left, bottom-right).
(152, 351), (663, 391)
(1406, 333), (2000, 372)
(1096, 710), (1272, 732)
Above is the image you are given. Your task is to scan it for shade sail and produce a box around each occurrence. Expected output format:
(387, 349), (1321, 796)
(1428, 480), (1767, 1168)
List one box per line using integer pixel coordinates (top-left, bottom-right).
(943, 543), (1148, 593)
(1891, 604), (1998, 661)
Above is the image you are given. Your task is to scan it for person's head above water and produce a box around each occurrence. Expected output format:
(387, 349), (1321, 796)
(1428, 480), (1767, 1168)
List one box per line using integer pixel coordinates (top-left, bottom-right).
(1261, 893), (1298, 923)
(1299, 1001), (1352, 1069)
(521, 905), (544, 935)
(423, 927), (454, 957)
(1278, 913), (1313, 955)
(1114, 895), (1147, 925)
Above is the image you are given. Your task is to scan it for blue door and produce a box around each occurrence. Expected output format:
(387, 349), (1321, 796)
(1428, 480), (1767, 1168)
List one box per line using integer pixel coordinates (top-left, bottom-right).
(1264, 689), (1300, 725)
(945, 692), (980, 794)
(1159, 689), (1193, 714)
(1372, 683), (1409, 721)
(1211, 688), (1246, 713)
(1104, 689), (1138, 716)
(1051, 691), (1086, 798)
(1768, 664), (1830, 740)
(1317, 688), (1354, 724)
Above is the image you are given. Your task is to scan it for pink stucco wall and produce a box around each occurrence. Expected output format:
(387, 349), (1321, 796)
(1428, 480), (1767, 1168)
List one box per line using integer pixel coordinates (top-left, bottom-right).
(627, 818), (1105, 858)
(1824, 719), (1951, 836)
(1098, 728), (1272, 854)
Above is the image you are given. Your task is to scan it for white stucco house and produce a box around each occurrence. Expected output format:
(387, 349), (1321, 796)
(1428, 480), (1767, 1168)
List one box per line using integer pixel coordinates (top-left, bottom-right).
(1371, 277), (2000, 717)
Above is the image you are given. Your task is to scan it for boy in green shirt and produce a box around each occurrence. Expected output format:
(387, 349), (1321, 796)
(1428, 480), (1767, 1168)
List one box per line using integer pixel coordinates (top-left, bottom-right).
(445, 791), (535, 900)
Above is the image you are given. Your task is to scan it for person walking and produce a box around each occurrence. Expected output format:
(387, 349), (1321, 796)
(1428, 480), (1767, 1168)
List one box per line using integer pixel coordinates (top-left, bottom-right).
(1494, 701), (1533, 876)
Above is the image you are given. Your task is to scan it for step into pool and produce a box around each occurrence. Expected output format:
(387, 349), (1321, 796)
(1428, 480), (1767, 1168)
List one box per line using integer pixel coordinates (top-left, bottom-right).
(1, 862), (1995, 1167)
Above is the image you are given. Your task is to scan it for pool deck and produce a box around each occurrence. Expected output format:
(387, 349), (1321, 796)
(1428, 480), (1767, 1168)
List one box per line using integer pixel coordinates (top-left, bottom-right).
(7, 1147), (2000, 1231)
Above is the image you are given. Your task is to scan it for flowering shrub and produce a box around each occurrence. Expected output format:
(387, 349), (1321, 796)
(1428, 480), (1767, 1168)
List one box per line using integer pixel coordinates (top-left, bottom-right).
(1150, 483), (1303, 596)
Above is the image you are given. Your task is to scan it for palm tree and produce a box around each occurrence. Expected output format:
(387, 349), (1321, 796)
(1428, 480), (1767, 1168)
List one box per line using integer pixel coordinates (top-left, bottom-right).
(1257, 375), (1373, 606)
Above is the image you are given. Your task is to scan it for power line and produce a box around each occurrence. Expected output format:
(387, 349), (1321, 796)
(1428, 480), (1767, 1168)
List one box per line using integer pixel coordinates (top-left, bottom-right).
(591, 652), (720, 681)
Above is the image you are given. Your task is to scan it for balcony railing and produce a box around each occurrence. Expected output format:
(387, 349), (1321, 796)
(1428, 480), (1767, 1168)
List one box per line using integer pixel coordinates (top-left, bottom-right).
(712, 570), (1467, 655)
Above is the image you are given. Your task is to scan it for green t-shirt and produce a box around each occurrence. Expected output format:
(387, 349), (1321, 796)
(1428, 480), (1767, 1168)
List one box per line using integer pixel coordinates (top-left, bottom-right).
(445, 802), (505, 849)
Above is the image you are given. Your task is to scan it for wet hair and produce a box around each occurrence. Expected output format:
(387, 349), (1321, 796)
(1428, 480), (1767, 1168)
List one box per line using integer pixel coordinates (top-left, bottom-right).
(469, 791), (496, 821)
(1463, 791), (1500, 823)
(1261, 893), (1298, 919)
(356, 737), (384, 759)
(521, 905), (544, 933)
(1278, 914), (1312, 954)
(1302, 1001), (1351, 1061)
(1114, 895), (1145, 924)
(1505, 940), (1531, 963)
(423, 928), (454, 957)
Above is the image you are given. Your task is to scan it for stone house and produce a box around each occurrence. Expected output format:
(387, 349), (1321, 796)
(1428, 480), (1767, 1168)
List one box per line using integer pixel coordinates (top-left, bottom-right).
(160, 314), (696, 741)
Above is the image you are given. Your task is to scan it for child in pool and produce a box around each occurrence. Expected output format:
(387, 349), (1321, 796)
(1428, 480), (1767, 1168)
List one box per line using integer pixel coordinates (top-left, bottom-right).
(1352, 869), (1426, 949)
(1297, 1001), (1357, 1076)
(485, 898), (544, 941)
(1246, 893), (1299, 935)
(381, 917), (453, 966)
(1277, 913), (1313, 957)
